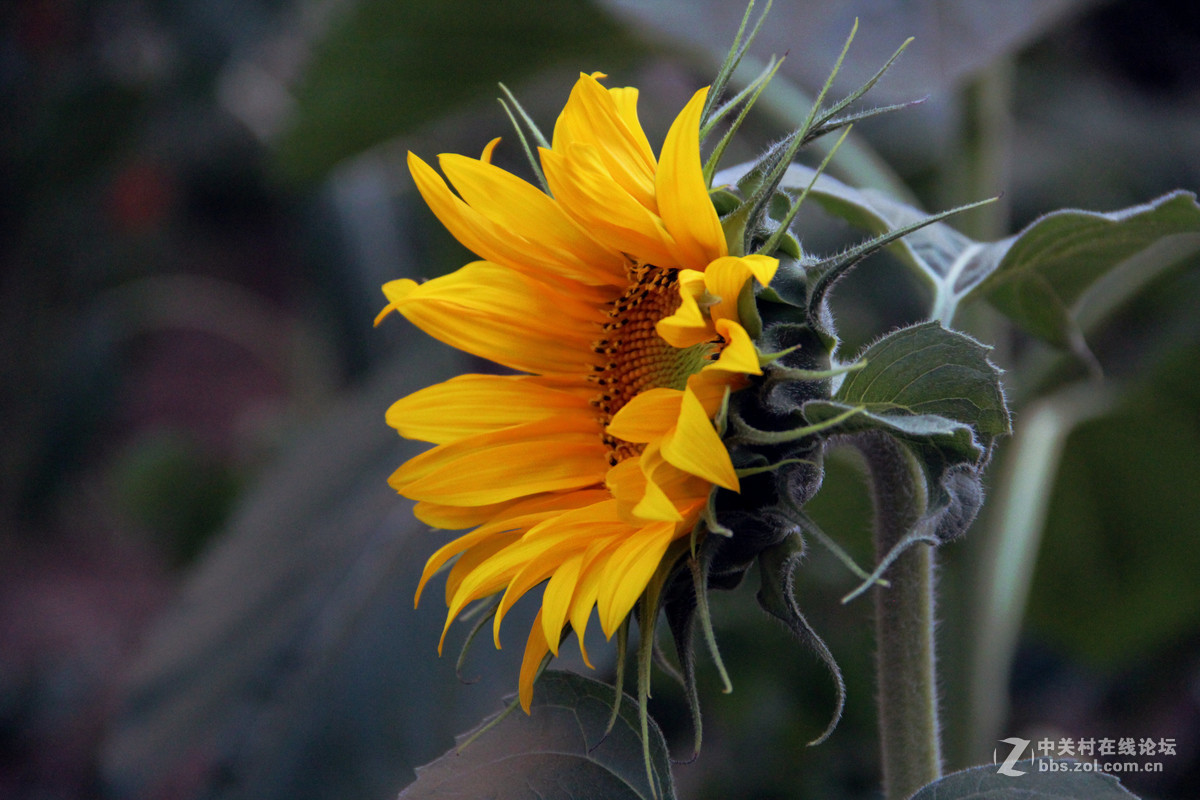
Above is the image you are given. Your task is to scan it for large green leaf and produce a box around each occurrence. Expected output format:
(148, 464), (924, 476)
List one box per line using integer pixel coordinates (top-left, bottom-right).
(274, 0), (640, 184)
(802, 322), (1008, 548)
(965, 192), (1200, 349)
(910, 759), (1139, 799)
(834, 321), (1010, 440)
(801, 320), (1009, 465)
(400, 671), (675, 800)
(717, 163), (1200, 352)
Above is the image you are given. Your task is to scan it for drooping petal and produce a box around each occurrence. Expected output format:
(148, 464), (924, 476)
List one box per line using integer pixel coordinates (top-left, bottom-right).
(596, 521), (677, 637)
(447, 502), (625, 633)
(415, 488), (614, 608)
(605, 387), (683, 444)
(540, 553), (584, 656)
(660, 386), (739, 490)
(568, 539), (620, 664)
(519, 609), (551, 712)
(437, 529), (522, 652)
(655, 270), (715, 348)
(705, 318), (762, 375)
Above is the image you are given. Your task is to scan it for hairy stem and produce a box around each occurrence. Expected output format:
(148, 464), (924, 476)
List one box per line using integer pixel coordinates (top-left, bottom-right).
(857, 432), (942, 799)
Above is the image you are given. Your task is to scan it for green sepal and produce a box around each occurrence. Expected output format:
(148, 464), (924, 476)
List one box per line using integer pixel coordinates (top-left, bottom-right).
(804, 197), (998, 331)
(755, 533), (846, 745)
(703, 54), (784, 186)
(699, 0), (773, 133)
(710, 187), (743, 217)
(497, 83), (550, 193)
(736, 276), (764, 339)
(454, 594), (502, 683)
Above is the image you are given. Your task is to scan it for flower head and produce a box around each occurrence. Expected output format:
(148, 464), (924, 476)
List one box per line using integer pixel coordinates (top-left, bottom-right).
(378, 73), (777, 710)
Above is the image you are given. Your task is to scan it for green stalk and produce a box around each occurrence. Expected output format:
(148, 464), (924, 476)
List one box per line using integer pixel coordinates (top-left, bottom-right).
(857, 432), (942, 799)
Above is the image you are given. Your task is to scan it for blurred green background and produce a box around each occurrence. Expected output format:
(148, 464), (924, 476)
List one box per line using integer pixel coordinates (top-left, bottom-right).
(2, 1), (1198, 798)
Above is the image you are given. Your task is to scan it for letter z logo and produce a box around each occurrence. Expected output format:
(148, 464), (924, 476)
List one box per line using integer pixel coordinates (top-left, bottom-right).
(995, 737), (1031, 776)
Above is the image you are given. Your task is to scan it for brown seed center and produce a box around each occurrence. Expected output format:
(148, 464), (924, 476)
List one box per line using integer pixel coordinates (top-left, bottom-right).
(590, 265), (715, 465)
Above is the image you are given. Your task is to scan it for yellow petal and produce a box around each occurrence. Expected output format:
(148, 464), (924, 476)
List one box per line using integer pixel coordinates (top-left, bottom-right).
(408, 152), (620, 292)
(660, 387), (739, 490)
(438, 152), (625, 284)
(419, 490), (612, 612)
(630, 444), (688, 523)
(519, 609), (550, 712)
(606, 85), (656, 171)
(705, 318), (761, 375)
(492, 530), (595, 643)
(703, 254), (778, 324)
(568, 539), (620, 665)
(413, 499), (517, 530)
(552, 74), (656, 207)
(414, 487), (608, 532)
(541, 553), (584, 657)
(687, 371), (734, 417)
(605, 387), (683, 443)
(390, 417), (607, 506)
(436, 530), (522, 653)
(605, 452), (682, 524)
(541, 145), (677, 268)
(388, 374), (593, 444)
(654, 269), (715, 348)
(656, 87), (727, 270)
(596, 521), (676, 637)
(415, 524), (502, 609)
(480, 137), (501, 163)
(450, 504), (624, 637)
(381, 261), (604, 375)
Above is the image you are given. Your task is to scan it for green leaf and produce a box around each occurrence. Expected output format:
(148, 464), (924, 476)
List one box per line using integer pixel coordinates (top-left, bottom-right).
(802, 323), (1007, 550)
(834, 321), (1010, 441)
(399, 671), (675, 800)
(801, 321), (1010, 470)
(274, 0), (640, 184)
(966, 191), (1200, 349)
(717, 164), (1200, 354)
(909, 759), (1140, 799)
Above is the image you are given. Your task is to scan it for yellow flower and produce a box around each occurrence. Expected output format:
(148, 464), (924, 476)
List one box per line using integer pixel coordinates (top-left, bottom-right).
(378, 72), (777, 711)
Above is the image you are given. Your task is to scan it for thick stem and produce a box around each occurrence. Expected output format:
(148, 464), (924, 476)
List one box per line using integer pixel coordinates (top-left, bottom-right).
(858, 433), (942, 800)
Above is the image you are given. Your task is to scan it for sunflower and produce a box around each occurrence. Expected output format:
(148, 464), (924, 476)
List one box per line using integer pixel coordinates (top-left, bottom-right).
(378, 72), (777, 711)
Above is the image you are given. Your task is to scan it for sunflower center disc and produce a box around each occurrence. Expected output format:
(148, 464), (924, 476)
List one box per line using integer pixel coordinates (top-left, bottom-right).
(591, 265), (716, 464)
